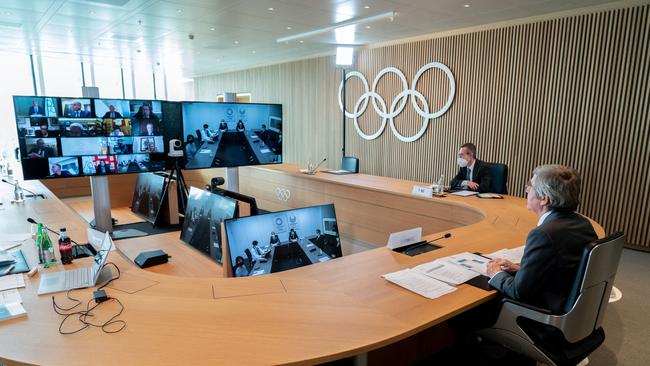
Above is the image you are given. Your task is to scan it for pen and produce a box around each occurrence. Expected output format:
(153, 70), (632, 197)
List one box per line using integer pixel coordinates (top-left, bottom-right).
(1, 264), (15, 276)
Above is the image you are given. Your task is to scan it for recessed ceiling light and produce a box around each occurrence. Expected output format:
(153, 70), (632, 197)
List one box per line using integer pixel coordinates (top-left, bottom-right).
(286, 26), (292, 30)
(364, 5), (370, 9)
(4, 11), (12, 15)
(252, 50), (256, 54)
(89, 10), (95, 14)
(176, 9), (183, 13)
(210, 27), (215, 31)
(463, 4), (471, 8)
(365, 25), (371, 29)
(233, 40), (239, 44)
(268, 7), (274, 11)
(299, 40), (304, 43)
(137, 49), (141, 53)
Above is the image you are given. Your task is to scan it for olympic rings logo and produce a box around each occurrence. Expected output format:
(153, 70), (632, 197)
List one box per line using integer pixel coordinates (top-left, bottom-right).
(338, 62), (456, 143)
(275, 187), (291, 202)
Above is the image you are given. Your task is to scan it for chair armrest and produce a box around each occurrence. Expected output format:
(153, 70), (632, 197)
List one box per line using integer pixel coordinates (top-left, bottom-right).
(500, 298), (558, 325)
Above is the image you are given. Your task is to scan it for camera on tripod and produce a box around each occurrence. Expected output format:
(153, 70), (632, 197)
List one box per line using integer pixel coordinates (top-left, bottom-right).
(168, 139), (184, 158)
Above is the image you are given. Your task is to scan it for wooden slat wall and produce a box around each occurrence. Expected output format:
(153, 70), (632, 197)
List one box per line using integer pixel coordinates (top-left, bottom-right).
(195, 5), (650, 248)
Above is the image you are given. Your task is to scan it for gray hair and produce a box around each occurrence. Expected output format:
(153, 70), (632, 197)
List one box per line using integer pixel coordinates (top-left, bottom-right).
(531, 165), (581, 211)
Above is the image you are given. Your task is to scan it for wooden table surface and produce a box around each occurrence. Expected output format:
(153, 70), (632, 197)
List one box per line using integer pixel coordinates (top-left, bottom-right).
(0, 165), (604, 366)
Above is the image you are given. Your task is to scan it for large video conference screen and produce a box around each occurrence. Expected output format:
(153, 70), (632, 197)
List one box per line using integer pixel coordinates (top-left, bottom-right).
(182, 102), (282, 169)
(224, 204), (342, 277)
(14, 96), (182, 180)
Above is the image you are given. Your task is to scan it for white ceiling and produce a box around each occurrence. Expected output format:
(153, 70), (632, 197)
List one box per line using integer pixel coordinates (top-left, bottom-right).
(0, 0), (617, 78)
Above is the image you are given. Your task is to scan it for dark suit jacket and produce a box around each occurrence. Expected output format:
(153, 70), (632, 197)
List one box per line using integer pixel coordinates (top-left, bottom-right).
(29, 106), (43, 115)
(450, 159), (492, 193)
(489, 210), (598, 314)
(29, 147), (55, 158)
(102, 111), (123, 119)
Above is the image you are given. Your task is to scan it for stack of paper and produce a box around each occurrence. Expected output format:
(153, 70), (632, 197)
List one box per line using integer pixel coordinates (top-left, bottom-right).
(0, 274), (26, 292)
(450, 190), (479, 197)
(413, 260), (480, 285)
(484, 246), (525, 264)
(383, 269), (457, 299)
(0, 302), (27, 322)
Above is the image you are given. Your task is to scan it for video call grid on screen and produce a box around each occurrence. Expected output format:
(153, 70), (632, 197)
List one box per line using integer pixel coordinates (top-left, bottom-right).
(181, 101), (283, 169)
(224, 204), (342, 278)
(14, 95), (178, 180)
(180, 187), (238, 264)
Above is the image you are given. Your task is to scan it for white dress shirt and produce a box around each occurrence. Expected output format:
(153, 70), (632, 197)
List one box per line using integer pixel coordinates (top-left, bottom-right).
(461, 160), (476, 189)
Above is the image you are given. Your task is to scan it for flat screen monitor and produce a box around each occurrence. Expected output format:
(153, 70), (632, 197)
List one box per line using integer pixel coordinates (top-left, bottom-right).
(14, 96), (182, 180)
(180, 187), (238, 264)
(181, 102), (282, 169)
(225, 204), (342, 277)
(131, 173), (167, 224)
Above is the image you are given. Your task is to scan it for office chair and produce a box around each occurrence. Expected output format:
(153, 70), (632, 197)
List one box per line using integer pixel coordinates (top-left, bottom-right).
(195, 129), (202, 144)
(342, 156), (359, 173)
(489, 163), (508, 194)
(477, 232), (624, 366)
(244, 248), (256, 270)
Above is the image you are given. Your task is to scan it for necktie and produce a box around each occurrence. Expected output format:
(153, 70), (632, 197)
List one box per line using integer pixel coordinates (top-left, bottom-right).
(39, 149), (44, 156)
(467, 169), (472, 181)
(111, 112), (114, 118)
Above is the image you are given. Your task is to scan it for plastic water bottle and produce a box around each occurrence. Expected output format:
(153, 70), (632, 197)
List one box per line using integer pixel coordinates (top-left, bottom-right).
(13, 182), (24, 203)
(434, 174), (444, 195)
(58, 228), (73, 265)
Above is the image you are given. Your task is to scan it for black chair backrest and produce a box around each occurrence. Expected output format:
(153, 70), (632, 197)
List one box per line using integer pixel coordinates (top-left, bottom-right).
(195, 129), (202, 143)
(563, 232), (624, 314)
(342, 156), (359, 173)
(489, 163), (508, 194)
(244, 248), (253, 263)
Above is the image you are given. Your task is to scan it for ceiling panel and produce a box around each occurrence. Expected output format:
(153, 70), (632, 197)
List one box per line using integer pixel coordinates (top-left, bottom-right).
(0, 0), (618, 78)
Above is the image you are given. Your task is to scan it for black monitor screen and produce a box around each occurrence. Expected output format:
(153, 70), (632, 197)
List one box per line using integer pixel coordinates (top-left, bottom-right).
(131, 173), (167, 224)
(180, 187), (237, 264)
(14, 96), (182, 180)
(182, 102), (282, 169)
(225, 204), (342, 277)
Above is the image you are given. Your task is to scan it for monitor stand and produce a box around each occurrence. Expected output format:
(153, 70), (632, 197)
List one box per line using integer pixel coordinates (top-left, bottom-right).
(89, 175), (147, 240)
(226, 167), (239, 192)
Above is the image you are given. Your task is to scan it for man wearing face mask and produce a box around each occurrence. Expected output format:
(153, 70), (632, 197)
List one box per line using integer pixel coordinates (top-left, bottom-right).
(450, 143), (492, 193)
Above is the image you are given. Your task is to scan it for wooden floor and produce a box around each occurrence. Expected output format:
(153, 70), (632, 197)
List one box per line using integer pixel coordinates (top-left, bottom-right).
(61, 196), (145, 226)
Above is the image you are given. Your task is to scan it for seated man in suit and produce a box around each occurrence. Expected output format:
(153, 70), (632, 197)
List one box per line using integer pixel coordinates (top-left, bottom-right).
(200, 123), (214, 141)
(50, 163), (71, 177)
(250, 240), (269, 260)
(312, 229), (325, 248)
(29, 100), (43, 116)
(487, 165), (598, 313)
(450, 143), (491, 193)
(269, 231), (280, 246)
(102, 104), (123, 119)
(218, 120), (228, 132)
(66, 101), (91, 118)
(28, 139), (55, 158)
(35, 123), (58, 137)
(288, 228), (298, 243)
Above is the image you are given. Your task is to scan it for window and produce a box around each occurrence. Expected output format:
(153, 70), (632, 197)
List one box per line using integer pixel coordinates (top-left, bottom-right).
(0, 52), (36, 157)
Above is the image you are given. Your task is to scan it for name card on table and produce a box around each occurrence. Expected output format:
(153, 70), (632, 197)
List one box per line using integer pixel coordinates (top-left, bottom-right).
(412, 185), (433, 197)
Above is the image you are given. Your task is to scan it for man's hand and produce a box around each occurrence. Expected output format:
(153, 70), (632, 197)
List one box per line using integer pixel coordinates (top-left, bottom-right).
(487, 258), (520, 277)
(468, 181), (480, 190)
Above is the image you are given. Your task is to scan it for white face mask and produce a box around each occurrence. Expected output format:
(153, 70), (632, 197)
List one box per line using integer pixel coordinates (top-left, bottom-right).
(457, 157), (468, 168)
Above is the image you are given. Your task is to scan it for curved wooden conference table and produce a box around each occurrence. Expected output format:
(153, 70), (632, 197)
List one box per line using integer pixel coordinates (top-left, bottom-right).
(0, 164), (604, 366)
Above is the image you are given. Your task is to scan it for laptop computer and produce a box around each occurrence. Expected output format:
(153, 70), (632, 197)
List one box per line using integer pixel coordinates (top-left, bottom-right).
(37, 232), (113, 295)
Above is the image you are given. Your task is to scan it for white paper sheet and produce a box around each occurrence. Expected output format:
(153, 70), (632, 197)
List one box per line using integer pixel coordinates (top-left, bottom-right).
(444, 252), (490, 276)
(0, 289), (22, 305)
(484, 246), (525, 264)
(383, 269), (457, 299)
(413, 260), (479, 285)
(0, 274), (26, 292)
(450, 190), (479, 197)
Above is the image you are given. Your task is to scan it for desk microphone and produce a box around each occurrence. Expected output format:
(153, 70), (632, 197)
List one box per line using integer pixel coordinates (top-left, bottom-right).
(2, 178), (42, 198)
(427, 233), (452, 244)
(26, 217), (81, 246)
(311, 158), (327, 173)
(404, 233), (452, 254)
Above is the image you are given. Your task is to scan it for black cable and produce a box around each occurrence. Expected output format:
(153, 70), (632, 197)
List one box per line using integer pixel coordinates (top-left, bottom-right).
(51, 263), (126, 335)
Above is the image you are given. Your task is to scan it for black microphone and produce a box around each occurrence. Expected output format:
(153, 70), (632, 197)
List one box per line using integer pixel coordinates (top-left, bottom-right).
(2, 178), (42, 198)
(312, 157), (327, 172)
(26, 217), (81, 246)
(404, 233), (452, 255)
(427, 233), (452, 244)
